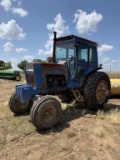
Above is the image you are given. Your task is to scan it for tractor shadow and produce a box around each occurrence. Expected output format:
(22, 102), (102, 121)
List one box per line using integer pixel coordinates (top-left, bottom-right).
(38, 98), (120, 134)
(105, 96), (120, 111)
(14, 112), (30, 117)
(38, 101), (92, 134)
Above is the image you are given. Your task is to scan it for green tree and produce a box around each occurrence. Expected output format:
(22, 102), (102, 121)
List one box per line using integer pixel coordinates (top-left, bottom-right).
(4, 62), (12, 70)
(0, 60), (4, 70)
(0, 60), (12, 70)
(33, 59), (46, 63)
(17, 60), (27, 70)
(0, 60), (4, 66)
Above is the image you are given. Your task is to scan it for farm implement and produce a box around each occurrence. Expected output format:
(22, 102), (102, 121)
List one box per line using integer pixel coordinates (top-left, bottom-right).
(0, 70), (21, 81)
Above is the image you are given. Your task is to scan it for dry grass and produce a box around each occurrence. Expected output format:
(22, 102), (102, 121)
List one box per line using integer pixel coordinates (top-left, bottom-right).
(97, 109), (120, 124)
(20, 123), (35, 135)
(97, 110), (105, 119)
(94, 126), (104, 138)
(0, 78), (120, 160)
(106, 109), (120, 124)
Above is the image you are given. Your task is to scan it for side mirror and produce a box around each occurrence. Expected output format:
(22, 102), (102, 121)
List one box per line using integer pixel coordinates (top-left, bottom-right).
(99, 64), (102, 68)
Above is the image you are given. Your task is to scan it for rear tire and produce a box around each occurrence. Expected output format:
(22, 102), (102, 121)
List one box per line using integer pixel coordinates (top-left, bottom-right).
(9, 92), (33, 114)
(30, 96), (62, 130)
(83, 72), (110, 110)
(15, 75), (21, 81)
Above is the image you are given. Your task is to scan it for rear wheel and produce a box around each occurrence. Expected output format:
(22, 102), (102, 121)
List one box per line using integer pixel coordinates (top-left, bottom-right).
(30, 96), (62, 130)
(83, 72), (110, 110)
(9, 92), (33, 114)
(15, 75), (21, 81)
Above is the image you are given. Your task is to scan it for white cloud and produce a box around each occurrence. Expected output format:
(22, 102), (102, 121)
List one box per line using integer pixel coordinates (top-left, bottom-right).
(11, 57), (17, 63)
(3, 42), (14, 52)
(15, 48), (28, 52)
(44, 33), (54, 51)
(0, 0), (26, 17)
(0, 19), (26, 40)
(46, 16), (68, 52)
(0, 0), (12, 11)
(10, 57), (17, 64)
(38, 13), (69, 56)
(47, 13), (69, 37)
(98, 44), (114, 55)
(102, 57), (110, 63)
(73, 10), (103, 34)
(111, 60), (116, 63)
(10, 57), (19, 70)
(38, 49), (44, 55)
(11, 8), (28, 17)
(23, 55), (35, 62)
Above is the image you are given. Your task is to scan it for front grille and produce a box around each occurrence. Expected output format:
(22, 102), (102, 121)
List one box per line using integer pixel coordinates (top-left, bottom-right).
(47, 74), (66, 87)
(26, 72), (35, 86)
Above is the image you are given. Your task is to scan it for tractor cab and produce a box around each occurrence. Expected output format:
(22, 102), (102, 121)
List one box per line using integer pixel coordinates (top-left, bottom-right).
(53, 34), (100, 79)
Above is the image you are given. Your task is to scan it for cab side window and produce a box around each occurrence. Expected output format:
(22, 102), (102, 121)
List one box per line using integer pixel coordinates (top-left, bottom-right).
(89, 47), (97, 62)
(78, 44), (88, 61)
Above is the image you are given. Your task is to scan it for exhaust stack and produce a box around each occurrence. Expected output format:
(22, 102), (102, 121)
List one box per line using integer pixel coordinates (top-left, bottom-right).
(52, 31), (57, 63)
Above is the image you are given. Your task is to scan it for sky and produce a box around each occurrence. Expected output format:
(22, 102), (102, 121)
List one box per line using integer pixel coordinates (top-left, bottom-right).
(0, 0), (120, 72)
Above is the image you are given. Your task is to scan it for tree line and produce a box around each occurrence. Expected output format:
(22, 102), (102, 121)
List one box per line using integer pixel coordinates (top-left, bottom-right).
(0, 60), (12, 70)
(0, 59), (45, 70)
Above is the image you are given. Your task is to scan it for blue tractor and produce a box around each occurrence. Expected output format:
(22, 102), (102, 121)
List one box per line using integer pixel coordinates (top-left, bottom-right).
(9, 32), (110, 130)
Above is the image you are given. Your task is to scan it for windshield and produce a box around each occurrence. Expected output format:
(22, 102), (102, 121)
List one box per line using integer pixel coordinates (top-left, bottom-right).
(55, 42), (74, 60)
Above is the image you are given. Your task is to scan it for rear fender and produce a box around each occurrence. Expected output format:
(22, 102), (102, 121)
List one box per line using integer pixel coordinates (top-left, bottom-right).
(80, 67), (101, 88)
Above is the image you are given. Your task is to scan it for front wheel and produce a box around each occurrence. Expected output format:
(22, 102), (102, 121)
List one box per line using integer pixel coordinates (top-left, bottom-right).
(9, 93), (33, 114)
(83, 72), (110, 110)
(30, 96), (62, 130)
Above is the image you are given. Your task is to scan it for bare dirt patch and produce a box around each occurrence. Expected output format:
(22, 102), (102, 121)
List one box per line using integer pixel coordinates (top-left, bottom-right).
(0, 77), (120, 160)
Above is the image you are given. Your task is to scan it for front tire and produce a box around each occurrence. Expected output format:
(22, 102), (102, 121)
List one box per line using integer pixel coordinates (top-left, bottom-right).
(9, 93), (33, 114)
(30, 96), (62, 130)
(83, 72), (110, 110)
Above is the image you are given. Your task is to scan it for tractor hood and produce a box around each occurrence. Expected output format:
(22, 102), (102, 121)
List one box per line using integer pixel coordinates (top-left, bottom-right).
(25, 62), (68, 94)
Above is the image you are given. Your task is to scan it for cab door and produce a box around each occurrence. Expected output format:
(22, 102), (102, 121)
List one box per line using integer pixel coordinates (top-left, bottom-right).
(76, 44), (89, 76)
(76, 44), (98, 77)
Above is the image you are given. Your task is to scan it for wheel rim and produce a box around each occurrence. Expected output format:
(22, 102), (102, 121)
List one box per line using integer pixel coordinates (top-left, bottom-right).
(96, 80), (108, 104)
(16, 76), (20, 81)
(42, 104), (56, 124)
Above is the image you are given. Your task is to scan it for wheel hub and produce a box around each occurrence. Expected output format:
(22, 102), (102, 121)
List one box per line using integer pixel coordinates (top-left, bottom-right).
(96, 80), (108, 104)
(43, 105), (56, 121)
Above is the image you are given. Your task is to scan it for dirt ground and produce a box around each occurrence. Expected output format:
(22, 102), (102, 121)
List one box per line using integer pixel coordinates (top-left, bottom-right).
(0, 77), (120, 160)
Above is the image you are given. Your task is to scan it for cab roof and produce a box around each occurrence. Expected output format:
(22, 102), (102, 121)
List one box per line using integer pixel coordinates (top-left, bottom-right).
(56, 35), (99, 46)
